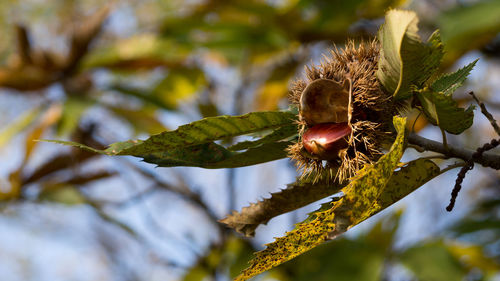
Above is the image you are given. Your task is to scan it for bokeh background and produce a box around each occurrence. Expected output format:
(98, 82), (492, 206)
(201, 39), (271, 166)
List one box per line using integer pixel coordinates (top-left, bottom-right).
(1, 0), (500, 280)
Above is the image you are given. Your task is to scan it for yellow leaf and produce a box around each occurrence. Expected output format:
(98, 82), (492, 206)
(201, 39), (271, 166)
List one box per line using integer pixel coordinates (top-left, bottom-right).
(235, 116), (408, 281)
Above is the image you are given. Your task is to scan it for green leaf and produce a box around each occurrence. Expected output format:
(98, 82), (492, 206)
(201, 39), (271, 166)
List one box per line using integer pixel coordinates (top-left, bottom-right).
(111, 110), (297, 156)
(416, 88), (474, 134)
(45, 111), (297, 168)
(377, 10), (444, 100)
(235, 116), (408, 281)
(208, 141), (292, 168)
(45, 137), (292, 170)
(430, 59), (478, 95)
(227, 124), (297, 151)
(143, 141), (292, 169)
(41, 139), (107, 154)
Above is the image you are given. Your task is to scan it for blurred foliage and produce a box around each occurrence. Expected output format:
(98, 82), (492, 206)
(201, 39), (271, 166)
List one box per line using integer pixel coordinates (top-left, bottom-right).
(1, 0), (500, 280)
(438, 0), (500, 64)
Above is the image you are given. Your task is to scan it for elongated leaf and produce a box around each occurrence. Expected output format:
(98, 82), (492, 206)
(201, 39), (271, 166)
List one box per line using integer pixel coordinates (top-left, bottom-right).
(220, 177), (345, 237)
(377, 10), (444, 100)
(42, 139), (106, 154)
(416, 88), (474, 134)
(47, 111), (295, 154)
(235, 116), (407, 281)
(116, 110), (297, 155)
(304, 158), (440, 225)
(371, 159), (440, 212)
(46, 111), (297, 168)
(431, 59), (478, 95)
(46, 139), (292, 169)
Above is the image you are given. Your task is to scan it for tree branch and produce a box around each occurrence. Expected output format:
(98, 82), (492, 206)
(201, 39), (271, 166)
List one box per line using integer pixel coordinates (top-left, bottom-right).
(408, 133), (500, 169)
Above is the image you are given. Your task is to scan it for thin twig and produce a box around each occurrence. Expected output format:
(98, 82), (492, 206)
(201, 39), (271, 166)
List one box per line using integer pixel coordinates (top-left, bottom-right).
(408, 133), (500, 170)
(469, 91), (500, 137)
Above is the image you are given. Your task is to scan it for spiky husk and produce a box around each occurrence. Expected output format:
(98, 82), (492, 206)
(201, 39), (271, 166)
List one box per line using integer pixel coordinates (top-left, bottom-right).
(288, 40), (398, 182)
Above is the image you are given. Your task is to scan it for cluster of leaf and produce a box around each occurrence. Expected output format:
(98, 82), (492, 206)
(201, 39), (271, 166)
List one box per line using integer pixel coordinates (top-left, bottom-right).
(44, 113), (442, 280)
(0, 2), (409, 276)
(377, 10), (476, 135)
(44, 8), (486, 280)
(3, 1), (500, 280)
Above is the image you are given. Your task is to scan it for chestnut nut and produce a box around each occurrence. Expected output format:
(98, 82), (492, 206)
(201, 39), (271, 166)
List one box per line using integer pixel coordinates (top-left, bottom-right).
(299, 79), (350, 126)
(302, 122), (351, 160)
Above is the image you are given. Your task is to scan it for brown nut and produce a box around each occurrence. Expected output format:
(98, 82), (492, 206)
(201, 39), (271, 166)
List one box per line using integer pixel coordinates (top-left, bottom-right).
(302, 122), (351, 160)
(299, 78), (350, 126)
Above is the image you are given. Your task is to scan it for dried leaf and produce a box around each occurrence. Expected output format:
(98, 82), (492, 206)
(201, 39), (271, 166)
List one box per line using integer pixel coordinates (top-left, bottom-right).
(220, 178), (344, 237)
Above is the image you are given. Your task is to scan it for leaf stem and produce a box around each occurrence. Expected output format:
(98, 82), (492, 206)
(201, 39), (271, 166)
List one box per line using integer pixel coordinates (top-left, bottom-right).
(441, 129), (449, 151)
(416, 155), (450, 161)
(440, 162), (466, 174)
